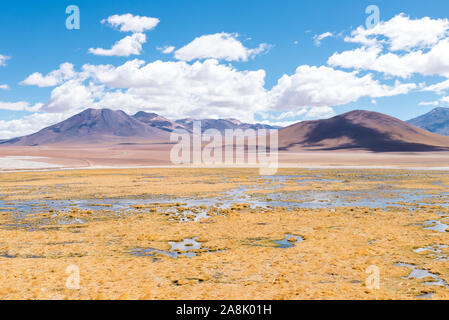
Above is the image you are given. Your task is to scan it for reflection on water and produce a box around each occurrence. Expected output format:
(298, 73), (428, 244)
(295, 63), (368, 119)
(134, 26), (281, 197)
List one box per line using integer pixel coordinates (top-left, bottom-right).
(3, 174), (449, 233)
(273, 234), (304, 248)
(129, 237), (224, 261)
(395, 262), (449, 289)
(423, 220), (449, 233)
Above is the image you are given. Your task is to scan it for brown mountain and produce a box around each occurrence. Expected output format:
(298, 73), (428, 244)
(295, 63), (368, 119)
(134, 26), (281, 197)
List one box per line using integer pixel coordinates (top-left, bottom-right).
(1, 108), (169, 146)
(132, 111), (185, 132)
(279, 110), (449, 152)
(175, 118), (279, 133)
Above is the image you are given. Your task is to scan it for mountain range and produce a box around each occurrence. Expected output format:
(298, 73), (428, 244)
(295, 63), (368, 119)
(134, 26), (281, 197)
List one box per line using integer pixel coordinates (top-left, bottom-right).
(407, 107), (449, 136)
(0, 109), (279, 146)
(3, 107), (449, 152)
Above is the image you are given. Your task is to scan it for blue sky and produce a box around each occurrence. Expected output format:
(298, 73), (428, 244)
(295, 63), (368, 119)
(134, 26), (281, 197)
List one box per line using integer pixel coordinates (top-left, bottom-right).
(1, 0), (449, 138)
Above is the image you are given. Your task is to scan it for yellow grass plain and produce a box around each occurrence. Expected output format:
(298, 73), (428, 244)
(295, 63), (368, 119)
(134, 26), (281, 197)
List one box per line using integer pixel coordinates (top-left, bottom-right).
(0, 168), (448, 299)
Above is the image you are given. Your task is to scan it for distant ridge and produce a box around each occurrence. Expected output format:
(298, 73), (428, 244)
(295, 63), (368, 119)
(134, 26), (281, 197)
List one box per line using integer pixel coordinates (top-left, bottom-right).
(278, 110), (449, 152)
(0, 108), (281, 146)
(407, 107), (449, 136)
(175, 118), (280, 133)
(132, 111), (184, 132)
(1, 108), (169, 146)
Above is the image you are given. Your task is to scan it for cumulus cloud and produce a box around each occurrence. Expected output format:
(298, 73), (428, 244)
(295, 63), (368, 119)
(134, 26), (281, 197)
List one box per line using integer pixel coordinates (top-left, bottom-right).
(21, 63), (76, 87)
(329, 39), (449, 78)
(423, 79), (449, 94)
(0, 54), (9, 66)
(174, 33), (271, 62)
(0, 113), (67, 139)
(305, 106), (335, 119)
(22, 58), (418, 127)
(0, 84), (10, 90)
(101, 14), (160, 33)
(0, 101), (43, 112)
(41, 80), (104, 113)
(418, 96), (449, 107)
(345, 13), (449, 51)
(88, 33), (147, 57)
(313, 32), (333, 47)
(329, 14), (449, 78)
(272, 106), (335, 121)
(73, 59), (268, 122)
(328, 46), (382, 71)
(269, 65), (416, 110)
(88, 14), (159, 57)
(15, 11), (437, 134)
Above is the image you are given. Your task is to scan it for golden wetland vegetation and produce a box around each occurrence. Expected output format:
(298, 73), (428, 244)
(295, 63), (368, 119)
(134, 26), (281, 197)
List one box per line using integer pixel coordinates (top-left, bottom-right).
(1, 168), (449, 299)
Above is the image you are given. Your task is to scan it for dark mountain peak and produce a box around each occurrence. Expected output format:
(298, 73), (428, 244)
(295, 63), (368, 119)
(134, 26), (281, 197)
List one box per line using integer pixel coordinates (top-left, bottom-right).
(340, 109), (395, 120)
(133, 111), (159, 119)
(79, 107), (117, 116)
(432, 107), (449, 112)
(2, 108), (169, 146)
(133, 111), (184, 133)
(340, 109), (369, 116)
(279, 109), (449, 152)
(408, 107), (449, 136)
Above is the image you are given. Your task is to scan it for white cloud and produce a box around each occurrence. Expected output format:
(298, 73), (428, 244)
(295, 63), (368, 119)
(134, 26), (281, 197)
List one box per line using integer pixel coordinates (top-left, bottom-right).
(0, 113), (67, 139)
(329, 39), (449, 78)
(157, 45), (175, 54)
(88, 14), (159, 57)
(259, 106), (335, 126)
(0, 54), (10, 66)
(174, 33), (270, 62)
(88, 33), (147, 57)
(272, 109), (307, 120)
(419, 96), (449, 106)
(423, 79), (449, 94)
(42, 59), (267, 122)
(305, 106), (335, 119)
(328, 46), (382, 71)
(269, 65), (416, 110)
(419, 101), (439, 106)
(24, 58), (418, 127)
(259, 119), (297, 128)
(0, 101), (43, 112)
(329, 14), (449, 78)
(41, 80), (103, 113)
(101, 14), (160, 33)
(0, 84), (10, 90)
(313, 32), (333, 46)
(21, 63), (76, 87)
(345, 13), (449, 51)
(7, 12), (448, 138)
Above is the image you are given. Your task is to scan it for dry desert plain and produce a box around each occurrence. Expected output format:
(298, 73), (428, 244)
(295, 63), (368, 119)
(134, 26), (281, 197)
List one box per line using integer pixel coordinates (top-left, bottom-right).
(1, 146), (449, 299)
(3, 143), (449, 169)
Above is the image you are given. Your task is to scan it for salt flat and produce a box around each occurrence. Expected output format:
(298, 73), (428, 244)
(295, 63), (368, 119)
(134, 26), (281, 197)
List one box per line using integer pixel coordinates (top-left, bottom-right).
(0, 156), (63, 170)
